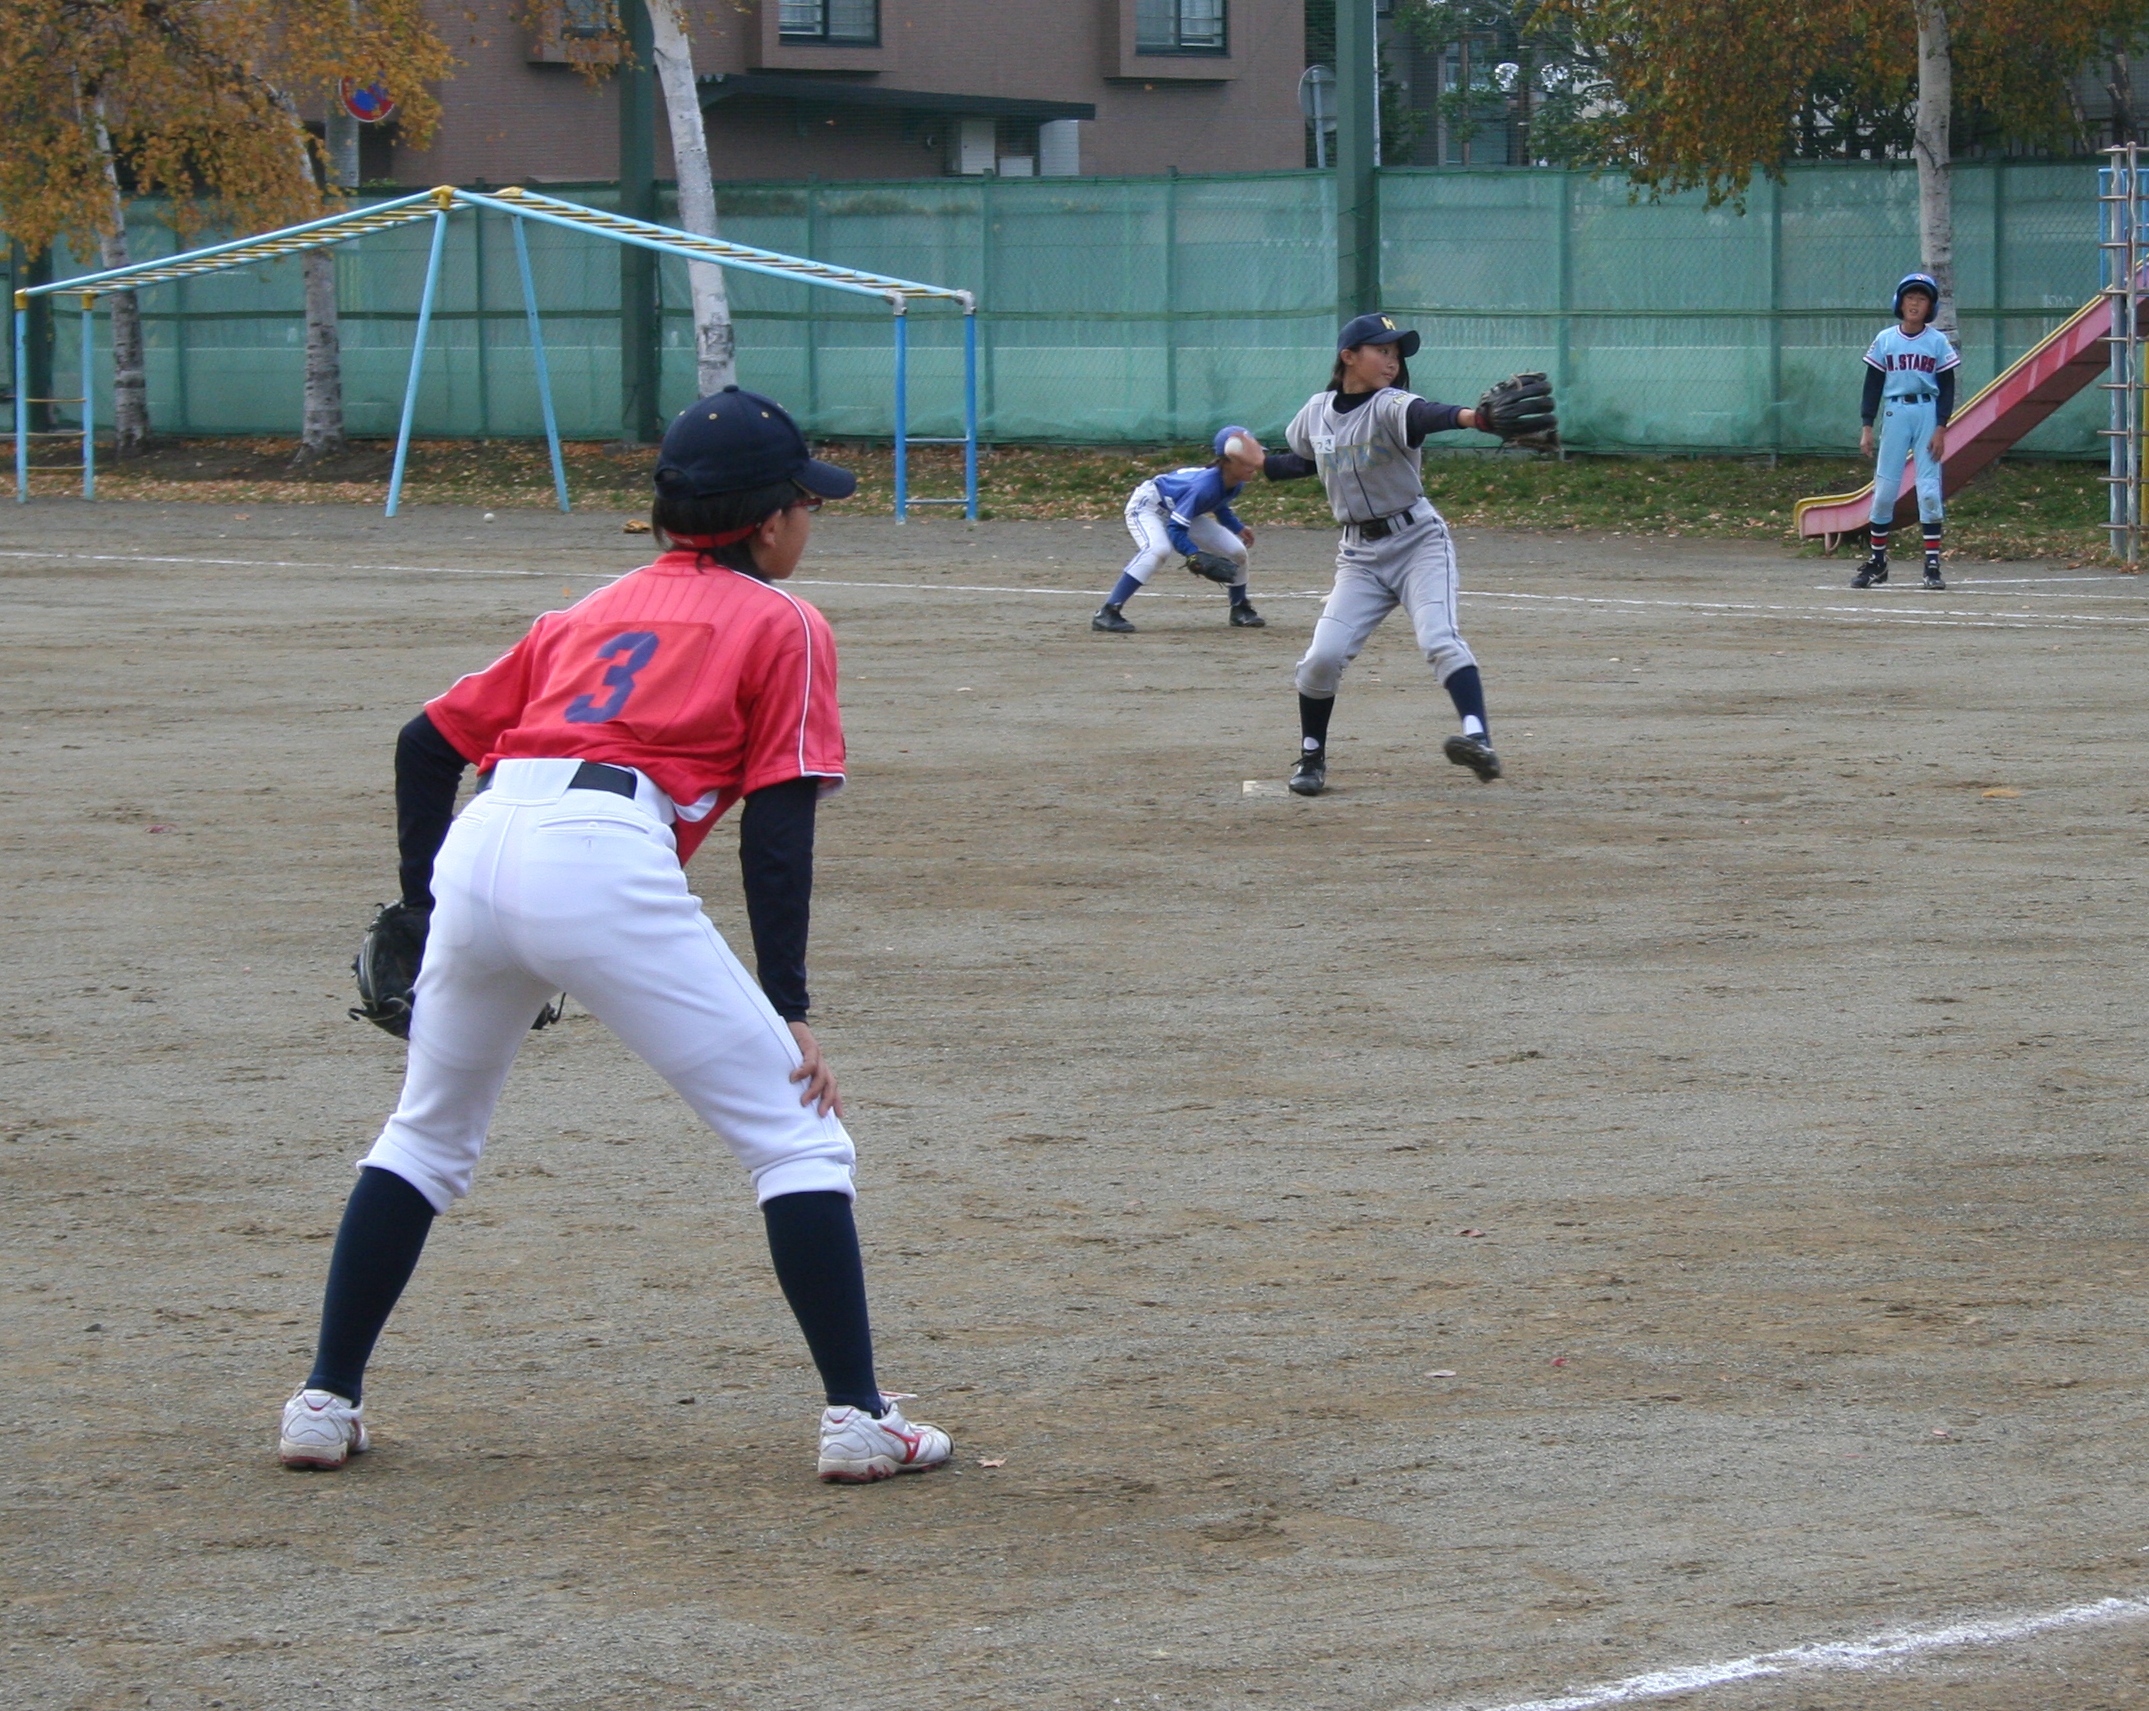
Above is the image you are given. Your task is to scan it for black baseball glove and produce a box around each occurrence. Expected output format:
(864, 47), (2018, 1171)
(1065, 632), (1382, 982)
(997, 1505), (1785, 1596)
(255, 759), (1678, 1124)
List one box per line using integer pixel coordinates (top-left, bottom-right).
(1476, 371), (1559, 448)
(349, 901), (567, 1038)
(350, 901), (429, 1038)
(1185, 550), (1240, 584)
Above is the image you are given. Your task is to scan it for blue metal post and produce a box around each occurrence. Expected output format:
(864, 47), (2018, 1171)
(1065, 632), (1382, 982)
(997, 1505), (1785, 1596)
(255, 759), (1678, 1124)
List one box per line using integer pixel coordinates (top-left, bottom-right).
(513, 215), (571, 514)
(80, 295), (93, 499)
(892, 305), (908, 522)
(962, 309), (978, 521)
(387, 204), (452, 519)
(13, 300), (26, 502)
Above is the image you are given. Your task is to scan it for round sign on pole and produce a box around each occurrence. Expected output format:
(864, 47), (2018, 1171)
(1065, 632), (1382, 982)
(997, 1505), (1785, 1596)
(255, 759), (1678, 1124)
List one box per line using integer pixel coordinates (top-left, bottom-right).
(341, 79), (397, 124)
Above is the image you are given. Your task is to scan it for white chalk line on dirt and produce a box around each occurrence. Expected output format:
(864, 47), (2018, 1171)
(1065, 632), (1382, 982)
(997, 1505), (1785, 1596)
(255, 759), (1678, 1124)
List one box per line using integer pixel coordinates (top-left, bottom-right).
(1813, 576), (2149, 597)
(0, 548), (2129, 630)
(1449, 1594), (2149, 1711)
(786, 579), (2111, 631)
(0, 548), (565, 578)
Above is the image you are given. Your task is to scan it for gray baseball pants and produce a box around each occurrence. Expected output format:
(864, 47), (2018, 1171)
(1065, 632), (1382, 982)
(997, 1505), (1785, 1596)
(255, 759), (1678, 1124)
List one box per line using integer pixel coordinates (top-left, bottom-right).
(1294, 506), (1477, 697)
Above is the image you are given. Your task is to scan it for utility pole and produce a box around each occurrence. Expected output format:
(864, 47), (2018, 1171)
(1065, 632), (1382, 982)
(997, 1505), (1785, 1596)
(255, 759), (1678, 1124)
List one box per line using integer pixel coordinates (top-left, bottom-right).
(618, 0), (661, 442)
(1335, 0), (1380, 322)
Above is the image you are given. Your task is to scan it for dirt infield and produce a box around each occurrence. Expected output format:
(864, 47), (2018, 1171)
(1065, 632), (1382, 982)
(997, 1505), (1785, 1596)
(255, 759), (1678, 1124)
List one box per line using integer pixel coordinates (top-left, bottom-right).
(6, 501), (2149, 1710)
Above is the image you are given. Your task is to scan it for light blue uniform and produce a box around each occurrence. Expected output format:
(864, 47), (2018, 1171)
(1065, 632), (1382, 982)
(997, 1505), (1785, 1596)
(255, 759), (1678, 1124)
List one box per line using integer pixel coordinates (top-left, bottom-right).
(1865, 323), (1959, 528)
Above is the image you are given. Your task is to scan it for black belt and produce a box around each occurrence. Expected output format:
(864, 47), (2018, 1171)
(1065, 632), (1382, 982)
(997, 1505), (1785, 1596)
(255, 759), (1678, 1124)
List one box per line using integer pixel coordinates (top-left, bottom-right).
(1348, 502), (1426, 541)
(474, 760), (638, 799)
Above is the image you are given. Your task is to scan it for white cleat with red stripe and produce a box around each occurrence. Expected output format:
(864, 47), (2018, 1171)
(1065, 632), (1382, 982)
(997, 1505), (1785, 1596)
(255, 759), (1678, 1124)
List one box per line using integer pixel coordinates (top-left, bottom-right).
(816, 1401), (951, 1483)
(279, 1388), (370, 1470)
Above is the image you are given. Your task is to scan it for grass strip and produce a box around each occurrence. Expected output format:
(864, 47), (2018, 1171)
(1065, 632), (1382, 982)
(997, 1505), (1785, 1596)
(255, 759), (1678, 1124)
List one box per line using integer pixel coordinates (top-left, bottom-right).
(28, 437), (2121, 565)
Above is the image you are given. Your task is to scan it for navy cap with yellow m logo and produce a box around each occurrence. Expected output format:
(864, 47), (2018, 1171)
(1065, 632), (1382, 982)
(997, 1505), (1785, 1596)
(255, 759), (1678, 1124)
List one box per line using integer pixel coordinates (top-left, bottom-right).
(1338, 312), (1421, 358)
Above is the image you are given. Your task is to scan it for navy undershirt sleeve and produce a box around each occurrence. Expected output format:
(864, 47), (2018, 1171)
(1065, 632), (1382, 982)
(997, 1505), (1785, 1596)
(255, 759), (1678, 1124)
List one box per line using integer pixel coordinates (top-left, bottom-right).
(1264, 451), (1317, 481)
(1936, 368), (1956, 428)
(1405, 398), (1468, 445)
(1861, 366), (1885, 425)
(395, 711), (470, 910)
(739, 777), (818, 1022)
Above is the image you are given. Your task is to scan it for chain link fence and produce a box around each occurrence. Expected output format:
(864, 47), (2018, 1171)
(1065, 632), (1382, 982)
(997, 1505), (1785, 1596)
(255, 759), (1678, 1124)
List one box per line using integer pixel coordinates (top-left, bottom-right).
(2, 159), (2107, 453)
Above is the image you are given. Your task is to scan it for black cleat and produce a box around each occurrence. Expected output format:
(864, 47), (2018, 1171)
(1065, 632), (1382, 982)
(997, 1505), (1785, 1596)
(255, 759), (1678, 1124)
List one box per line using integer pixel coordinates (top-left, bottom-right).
(1923, 557), (1945, 590)
(1850, 554), (1889, 588)
(1288, 745), (1327, 796)
(1229, 602), (1266, 628)
(1091, 602), (1136, 633)
(1444, 732), (1502, 782)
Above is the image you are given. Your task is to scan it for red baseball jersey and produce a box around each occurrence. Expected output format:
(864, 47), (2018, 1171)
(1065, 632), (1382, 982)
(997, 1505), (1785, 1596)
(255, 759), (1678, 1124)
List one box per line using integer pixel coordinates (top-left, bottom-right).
(425, 551), (845, 863)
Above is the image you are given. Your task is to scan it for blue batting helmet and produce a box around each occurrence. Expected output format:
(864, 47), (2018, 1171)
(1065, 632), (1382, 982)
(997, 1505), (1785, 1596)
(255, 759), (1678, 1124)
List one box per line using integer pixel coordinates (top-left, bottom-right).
(1893, 273), (1940, 316)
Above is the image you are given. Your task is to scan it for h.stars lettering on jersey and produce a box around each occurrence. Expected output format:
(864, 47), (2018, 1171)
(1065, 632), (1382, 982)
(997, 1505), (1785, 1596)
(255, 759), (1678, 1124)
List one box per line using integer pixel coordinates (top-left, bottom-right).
(1864, 324), (1960, 401)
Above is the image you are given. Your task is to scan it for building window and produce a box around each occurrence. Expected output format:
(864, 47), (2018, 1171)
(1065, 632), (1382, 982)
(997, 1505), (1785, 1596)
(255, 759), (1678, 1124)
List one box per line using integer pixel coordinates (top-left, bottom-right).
(779, 0), (878, 45)
(560, 0), (613, 38)
(1136, 0), (1225, 54)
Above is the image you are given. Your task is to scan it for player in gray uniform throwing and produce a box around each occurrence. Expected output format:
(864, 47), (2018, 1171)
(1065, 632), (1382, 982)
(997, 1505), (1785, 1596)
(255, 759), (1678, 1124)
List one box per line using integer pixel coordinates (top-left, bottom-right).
(1262, 314), (1556, 796)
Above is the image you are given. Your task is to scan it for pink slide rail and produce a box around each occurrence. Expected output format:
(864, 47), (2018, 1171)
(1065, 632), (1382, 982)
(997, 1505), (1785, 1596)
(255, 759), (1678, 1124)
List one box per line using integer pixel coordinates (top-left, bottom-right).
(1793, 291), (2120, 544)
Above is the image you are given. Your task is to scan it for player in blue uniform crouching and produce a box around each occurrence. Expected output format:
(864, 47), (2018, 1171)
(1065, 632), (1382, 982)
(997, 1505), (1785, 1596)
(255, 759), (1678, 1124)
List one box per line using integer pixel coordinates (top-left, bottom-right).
(1853, 272), (1959, 591)
(1092, 426), (1268, 632)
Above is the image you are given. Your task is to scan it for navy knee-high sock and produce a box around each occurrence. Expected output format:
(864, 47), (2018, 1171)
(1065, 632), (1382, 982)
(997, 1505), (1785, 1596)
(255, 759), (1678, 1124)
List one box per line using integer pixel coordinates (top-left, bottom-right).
(1299, 691), (1335, 749)
(1444, 664), (1489, 738)
(762, 1191), (882, 1414)
(306, 1166), (437, 1404)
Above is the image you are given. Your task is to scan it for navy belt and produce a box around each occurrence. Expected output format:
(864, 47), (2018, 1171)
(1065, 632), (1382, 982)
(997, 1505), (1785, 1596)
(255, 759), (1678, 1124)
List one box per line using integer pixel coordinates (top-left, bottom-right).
(474, 760), (638, 799)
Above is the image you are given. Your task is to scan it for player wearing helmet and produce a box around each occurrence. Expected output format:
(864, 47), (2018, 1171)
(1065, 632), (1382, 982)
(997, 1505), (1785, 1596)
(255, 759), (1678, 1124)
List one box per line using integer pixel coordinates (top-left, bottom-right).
(1852, 272), (1959, 590)
(1091, 426), (1268, 632)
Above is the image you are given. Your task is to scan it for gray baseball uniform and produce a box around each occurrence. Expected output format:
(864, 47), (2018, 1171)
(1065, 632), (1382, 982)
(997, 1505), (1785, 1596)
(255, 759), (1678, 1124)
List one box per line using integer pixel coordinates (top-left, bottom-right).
(1285, 386), (1477, 694)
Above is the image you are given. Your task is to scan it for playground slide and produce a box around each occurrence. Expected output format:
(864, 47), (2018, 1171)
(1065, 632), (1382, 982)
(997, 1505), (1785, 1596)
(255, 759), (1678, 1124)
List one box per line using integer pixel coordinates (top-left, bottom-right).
(1792, 290), (2126, 544)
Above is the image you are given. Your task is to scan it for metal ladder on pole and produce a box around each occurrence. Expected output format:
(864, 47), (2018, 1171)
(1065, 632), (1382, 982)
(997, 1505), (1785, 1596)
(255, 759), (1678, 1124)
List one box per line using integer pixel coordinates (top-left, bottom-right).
(11, 288), (96, 500)
(2098, 144), (2145, 566)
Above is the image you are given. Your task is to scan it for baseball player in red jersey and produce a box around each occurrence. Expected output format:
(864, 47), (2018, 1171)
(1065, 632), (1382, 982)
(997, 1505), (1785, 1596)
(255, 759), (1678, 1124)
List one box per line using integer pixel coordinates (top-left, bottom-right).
(278, 387), (952, 1484)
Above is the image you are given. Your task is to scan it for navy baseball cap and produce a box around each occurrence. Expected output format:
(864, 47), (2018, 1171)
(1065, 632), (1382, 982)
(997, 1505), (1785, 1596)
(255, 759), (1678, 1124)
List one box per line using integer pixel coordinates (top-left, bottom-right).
(1338, 312), (1421, 358)
(655, 386), (856, 502)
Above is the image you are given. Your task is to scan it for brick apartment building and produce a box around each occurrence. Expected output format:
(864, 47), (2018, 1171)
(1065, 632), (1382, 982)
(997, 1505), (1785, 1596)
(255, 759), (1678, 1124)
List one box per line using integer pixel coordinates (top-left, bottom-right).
(364, 0), (1307, 185)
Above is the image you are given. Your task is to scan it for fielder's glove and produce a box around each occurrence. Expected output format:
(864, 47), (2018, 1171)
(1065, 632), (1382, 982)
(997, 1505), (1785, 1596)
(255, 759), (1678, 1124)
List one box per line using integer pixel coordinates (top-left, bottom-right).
(1476, 371), (1559, 449)
(350, 901), (429, 1038)
(1185, 550), (1240, 584)
(349, 900), (567, 1038)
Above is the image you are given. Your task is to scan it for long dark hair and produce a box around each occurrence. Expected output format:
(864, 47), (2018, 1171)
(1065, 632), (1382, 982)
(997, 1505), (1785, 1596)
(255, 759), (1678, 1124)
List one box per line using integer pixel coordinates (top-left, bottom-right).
(1328, 350), (1410, 394)
(652, 480), (804, 573)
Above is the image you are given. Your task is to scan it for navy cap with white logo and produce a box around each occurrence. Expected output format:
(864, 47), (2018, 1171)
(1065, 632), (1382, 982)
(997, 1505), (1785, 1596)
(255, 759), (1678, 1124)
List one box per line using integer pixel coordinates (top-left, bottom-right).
(1338, 312), (1421, 358)
(654, 386), (857, 502)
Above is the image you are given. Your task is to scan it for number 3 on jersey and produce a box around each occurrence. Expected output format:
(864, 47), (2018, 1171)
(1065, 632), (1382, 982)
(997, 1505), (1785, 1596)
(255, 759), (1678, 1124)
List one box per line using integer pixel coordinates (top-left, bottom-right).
(564, 631), (659, 724)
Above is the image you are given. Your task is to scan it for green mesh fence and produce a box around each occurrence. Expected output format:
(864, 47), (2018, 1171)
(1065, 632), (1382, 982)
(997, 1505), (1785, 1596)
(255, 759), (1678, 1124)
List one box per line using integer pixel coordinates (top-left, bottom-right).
(2, 159), (2110, 453)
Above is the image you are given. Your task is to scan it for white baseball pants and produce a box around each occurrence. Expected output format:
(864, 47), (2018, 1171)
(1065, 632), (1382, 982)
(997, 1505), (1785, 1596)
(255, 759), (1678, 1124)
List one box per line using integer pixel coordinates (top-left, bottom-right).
(1868, 395), (1943, 527)
(1295, 504), (1477, 697)
(1120, 479), (1248, 588)
(361, 758), (856, 1213)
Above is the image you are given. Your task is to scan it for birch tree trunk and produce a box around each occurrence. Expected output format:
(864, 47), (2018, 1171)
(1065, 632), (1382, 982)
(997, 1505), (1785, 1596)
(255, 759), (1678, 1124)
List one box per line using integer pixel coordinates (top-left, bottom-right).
(646, 0), (735, 394)
(294, 106), (347, 462)
(91, 99), (149, 455)
(1912, 0), (1955, 331)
